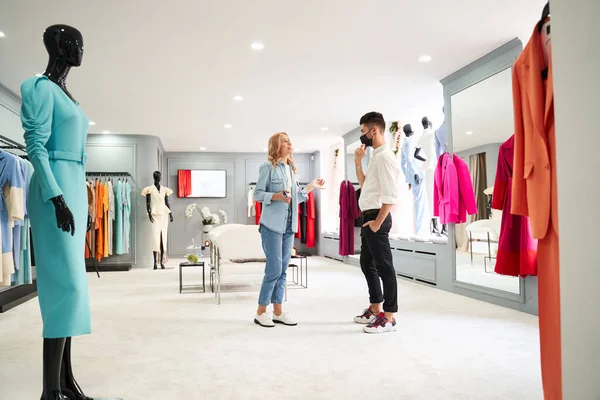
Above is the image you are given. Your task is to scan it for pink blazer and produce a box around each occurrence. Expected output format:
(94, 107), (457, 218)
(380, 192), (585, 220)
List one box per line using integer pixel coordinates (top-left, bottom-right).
(433, 153), (477, 224)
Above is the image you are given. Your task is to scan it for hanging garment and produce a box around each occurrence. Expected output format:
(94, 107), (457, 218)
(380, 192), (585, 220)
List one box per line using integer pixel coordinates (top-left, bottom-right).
(177, 169), (192, 197)
(255, 201), (262, 225)
(339, 180), (360, 256)
(512, 25), (561, 399)
(434, 122), (446, 159)
(108, 180), (115, 255)
(141, 184), (173, 253)
(418, 128), (437, 217)
(295, 203), (301, 239)
(84, 181), (92, 259)
(124, 181), (132, 253)
(411, 181), (430, 237)
(94, 180), (104, 262)
(306, 191), (316, 248)
(9, 158), (28, 286)
(433, 153), (477, 224)
(0, 150), (25, 285)
(89, 180), (96, 258)
(21, 75), (91, 338)
(102, 181), (109, 258)
(114, 180), (124, 255)
(492, 135), (538, 277)
(247, 187), (255, 217)
(14, 158), (33, 286)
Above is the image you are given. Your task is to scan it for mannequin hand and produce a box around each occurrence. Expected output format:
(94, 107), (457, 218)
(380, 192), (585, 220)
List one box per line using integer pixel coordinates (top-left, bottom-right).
(148, 211), (154, 223)
(408, 184), (412, 190)
(50, 195), (75, 236)
(363, 220), (381, 233)
(169, 214), (174, 222)
(355, 145), (366, 162)
(87, 212), (92, 232)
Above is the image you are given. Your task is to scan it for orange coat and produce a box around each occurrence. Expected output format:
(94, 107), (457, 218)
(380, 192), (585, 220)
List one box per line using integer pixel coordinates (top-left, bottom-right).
(511, 26), (557, 238)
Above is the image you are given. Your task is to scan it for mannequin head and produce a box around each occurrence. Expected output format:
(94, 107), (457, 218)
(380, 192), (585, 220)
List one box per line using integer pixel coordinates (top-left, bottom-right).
(403, 124), (414, 137)
(153, 171), (162, 184)
(421, 116), (432, 129)
(43, 25), (84, 68)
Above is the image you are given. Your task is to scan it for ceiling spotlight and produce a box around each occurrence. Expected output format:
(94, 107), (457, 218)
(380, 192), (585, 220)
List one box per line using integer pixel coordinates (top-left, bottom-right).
(102, 130), (110, 134)
(418, 54), (432, 63)
(224, 124), (232, 129)
(465, 131), (474, 135)
(251, 41), (264, 50)
(89, 121), (96, 126)
(233, 95), (244, 101)
(321, 127), (328, 131)
(0, 32), (5, 38)
(199, 147), (207, 151)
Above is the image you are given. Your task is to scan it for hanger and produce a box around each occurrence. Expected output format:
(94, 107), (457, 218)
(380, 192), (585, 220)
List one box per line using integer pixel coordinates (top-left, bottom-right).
(537, 2), (550, 32)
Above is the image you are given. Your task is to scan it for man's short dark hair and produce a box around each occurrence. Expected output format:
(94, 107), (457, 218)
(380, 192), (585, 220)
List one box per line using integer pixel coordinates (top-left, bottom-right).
(359, 112), (386, 133)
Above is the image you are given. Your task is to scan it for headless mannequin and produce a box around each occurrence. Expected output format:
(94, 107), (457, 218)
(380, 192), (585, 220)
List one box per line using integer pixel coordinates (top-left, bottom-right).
(146, 171), (173, 269)
(39, 24), (92, 400)
(402, 124), (429, 238)
(403, 124), (421, 189)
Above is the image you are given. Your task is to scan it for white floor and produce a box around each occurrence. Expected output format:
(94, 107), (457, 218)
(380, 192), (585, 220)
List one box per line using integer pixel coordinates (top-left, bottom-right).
(0, 257), (542, 399)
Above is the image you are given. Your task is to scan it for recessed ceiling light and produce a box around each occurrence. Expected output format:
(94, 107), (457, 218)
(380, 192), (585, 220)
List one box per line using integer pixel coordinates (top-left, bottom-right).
(233, 95), (244, 101)
(199, 147), (207, 151)
(0, 32), (5, 38)
(89, 121), (96, 126)
(102, 130), (110, 134)
(465, 131), (474, 135)
(418, 54), (432, 63)
(251, 41), (264, 50)
(224, 124), (232, 129)
(321, 127), (328, 131)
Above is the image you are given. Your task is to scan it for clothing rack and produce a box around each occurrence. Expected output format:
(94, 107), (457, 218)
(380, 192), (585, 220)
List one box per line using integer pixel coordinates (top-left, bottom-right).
(85, 172), (136, 272)
(0, 134), (37, 312)
(249, 181), (309, 186)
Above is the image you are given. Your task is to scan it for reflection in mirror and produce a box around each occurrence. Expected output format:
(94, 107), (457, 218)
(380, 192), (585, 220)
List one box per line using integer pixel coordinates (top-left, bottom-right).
(452, 68), (525, 295)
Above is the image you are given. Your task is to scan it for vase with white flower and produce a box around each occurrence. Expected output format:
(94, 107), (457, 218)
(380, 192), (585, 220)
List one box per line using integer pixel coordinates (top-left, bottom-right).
(199, 207), (220, 232)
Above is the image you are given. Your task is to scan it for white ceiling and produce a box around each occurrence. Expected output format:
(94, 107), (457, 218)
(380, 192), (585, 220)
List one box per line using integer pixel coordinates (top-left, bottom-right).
(0, 0), (546, 153)
(452, 68), (514, 152)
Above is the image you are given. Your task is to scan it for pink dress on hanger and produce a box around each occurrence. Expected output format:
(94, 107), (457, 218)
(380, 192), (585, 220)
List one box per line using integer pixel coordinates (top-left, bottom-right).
(492, 135), (537, 277)
(339, 181), (359, 256)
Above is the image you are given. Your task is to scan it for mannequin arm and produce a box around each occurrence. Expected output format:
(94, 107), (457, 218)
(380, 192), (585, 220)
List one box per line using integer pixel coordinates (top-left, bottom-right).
(165, 195), (173, 222)
(414, 148), (426, 162)
(146, 193), (154, 222)
(50, 195), (75, 235)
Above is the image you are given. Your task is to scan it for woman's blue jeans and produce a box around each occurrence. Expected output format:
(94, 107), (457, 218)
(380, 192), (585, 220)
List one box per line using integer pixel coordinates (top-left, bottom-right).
(258, 208), (294, 306)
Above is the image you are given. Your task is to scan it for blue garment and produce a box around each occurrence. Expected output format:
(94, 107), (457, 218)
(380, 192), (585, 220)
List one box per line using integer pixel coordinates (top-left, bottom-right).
(0, 150), (26, 285)
(114, 180), (123, 255)
(21, 75), (91, 338)
(124, 181), (131, 253)
(258, 207), (294, 306)
(14, 159), (33, 286)
(400, 135), (424, 186)
(412, 181), (430, 237)
(253, 161), (308, 234)
(435, 122), (446, 159)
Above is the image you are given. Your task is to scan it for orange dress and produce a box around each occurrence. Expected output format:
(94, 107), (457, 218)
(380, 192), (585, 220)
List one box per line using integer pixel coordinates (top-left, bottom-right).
(103, 181), (109, 258)
(95, 180), (104, 262)
(512, 26), (561, 399)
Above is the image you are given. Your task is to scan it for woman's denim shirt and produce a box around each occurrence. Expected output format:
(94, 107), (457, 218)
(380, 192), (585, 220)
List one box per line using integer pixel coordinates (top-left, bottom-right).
(253, 161), (308, 234)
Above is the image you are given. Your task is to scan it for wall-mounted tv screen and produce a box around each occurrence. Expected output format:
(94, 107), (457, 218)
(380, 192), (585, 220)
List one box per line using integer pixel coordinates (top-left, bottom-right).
(177, 169), (227, 198)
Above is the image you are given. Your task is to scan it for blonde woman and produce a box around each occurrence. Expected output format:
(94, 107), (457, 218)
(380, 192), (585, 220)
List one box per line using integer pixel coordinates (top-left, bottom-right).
(253, 132), (324, 327)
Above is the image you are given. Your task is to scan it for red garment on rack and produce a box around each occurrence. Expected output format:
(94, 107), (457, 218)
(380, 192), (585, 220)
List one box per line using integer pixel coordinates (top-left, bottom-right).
(295, 204), (301, 239)
(255, 201), (262, 225)
(177, 169), (192, 197)
(339, 181), (359, 256)
(306, 191), (316, 248)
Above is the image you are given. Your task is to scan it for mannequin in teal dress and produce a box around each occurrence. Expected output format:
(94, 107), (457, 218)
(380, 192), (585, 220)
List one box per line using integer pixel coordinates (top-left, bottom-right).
(21, 25), (94, 400)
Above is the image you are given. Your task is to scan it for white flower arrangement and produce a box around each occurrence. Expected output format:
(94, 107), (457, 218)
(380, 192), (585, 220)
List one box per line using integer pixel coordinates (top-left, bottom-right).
(185, 204), (226, 225)
(218, 209), (228, 224)
(185, 203), (198, 219)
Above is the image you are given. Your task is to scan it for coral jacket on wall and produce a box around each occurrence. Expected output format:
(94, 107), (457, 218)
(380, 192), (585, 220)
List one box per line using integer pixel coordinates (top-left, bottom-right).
(511, 22), (561, 400)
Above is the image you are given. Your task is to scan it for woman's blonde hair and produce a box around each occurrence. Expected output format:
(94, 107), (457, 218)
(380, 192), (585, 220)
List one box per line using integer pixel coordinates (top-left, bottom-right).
(267, 132), (297, 174)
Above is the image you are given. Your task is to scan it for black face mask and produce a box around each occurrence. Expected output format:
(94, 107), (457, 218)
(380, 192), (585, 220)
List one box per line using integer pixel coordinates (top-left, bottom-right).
(360, 131), (373, 147)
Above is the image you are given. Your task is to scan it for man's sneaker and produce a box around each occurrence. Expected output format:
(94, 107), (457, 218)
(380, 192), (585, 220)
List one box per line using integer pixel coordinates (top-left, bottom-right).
(254, 313), (275, 328)
(353, 307), (377, 324)
(363, 313), (397, 334)
(273, 312), (298, 326)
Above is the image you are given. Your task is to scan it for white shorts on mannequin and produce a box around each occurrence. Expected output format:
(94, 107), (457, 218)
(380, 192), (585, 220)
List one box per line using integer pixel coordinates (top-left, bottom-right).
(152, 214), (169, 251)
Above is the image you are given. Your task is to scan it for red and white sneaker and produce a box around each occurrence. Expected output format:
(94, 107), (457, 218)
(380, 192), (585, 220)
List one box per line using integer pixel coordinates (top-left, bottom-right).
(363, 313), (397, 334)
(353, 307), (377, 324)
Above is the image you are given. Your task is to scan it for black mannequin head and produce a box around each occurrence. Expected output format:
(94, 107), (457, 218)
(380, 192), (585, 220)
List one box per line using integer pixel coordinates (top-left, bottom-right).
(43, 25), (84, 67)
(403, 124), (414, 137)
(421, 116), (432, 129)
(153, 171), (162, 184)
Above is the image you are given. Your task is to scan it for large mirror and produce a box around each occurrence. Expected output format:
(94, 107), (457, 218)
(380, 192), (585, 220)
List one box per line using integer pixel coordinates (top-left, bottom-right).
(451, 67), (522, 294)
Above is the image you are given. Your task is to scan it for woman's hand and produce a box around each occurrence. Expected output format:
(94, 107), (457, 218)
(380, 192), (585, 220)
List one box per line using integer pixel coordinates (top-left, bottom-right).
(273, 191), (292, 204)
(311, 178), (325, 189)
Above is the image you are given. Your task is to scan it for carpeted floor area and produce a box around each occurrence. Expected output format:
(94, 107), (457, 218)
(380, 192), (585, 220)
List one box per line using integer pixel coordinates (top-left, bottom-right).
(0, 257), (542, 399)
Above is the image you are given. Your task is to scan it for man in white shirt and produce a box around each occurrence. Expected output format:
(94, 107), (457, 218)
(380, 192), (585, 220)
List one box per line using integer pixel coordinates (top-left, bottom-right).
(353, 112), (400, 334)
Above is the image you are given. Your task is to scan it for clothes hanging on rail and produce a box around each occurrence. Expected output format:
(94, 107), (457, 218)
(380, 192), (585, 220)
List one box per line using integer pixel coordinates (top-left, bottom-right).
(114, 179), (123, 255)
(102, 180), (109, 258)
(255, 201), (262, 225)
(305, 191), (316, 248)
(433, 153), (477, 224)
(14, 158), (33, 286)
(107, 180), (115, 256)
(247, 187), (255, 217)
(339, 180), (360, 256)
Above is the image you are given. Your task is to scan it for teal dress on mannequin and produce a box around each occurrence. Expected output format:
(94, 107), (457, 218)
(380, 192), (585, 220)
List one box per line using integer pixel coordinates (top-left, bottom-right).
(21, 75), (91, 338)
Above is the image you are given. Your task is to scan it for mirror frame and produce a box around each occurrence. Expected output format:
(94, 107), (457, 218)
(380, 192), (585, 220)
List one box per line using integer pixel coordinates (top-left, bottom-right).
(441, 38), (538, 308)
